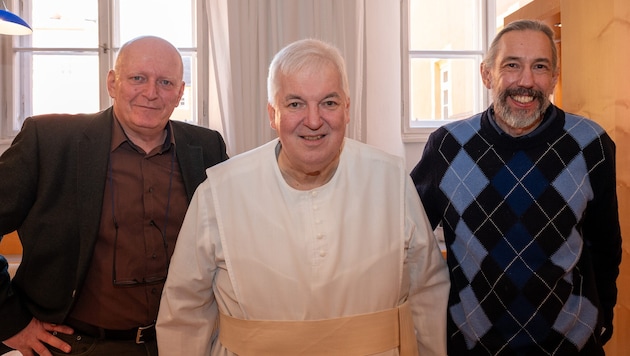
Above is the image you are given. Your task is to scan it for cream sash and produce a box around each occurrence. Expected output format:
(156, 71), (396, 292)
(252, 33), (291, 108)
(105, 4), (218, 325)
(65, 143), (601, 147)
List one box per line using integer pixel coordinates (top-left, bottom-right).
(218, 301), (419, 355)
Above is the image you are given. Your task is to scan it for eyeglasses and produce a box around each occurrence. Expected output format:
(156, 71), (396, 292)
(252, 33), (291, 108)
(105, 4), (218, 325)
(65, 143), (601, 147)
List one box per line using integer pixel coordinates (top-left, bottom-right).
(109, 147), (175, 287)
(112, 219), (169, 287)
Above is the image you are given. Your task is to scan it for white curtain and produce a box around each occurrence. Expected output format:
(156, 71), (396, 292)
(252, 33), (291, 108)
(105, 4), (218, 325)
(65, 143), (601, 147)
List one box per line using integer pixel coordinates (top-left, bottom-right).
(205, 0), (366, 156)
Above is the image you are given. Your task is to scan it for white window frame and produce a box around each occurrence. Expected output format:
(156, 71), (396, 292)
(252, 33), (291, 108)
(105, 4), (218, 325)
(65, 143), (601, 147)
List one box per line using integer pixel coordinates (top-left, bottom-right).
(440, 62), (451, 119)
(401, 0), (496, 142)
(0, 0), (208, 143)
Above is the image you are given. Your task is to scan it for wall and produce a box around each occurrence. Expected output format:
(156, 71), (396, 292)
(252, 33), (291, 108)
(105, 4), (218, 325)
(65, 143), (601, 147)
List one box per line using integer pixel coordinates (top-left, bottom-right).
(364, 0), (427, 172)
(0, 140), (10, 155)
(365, 0), (425, 171)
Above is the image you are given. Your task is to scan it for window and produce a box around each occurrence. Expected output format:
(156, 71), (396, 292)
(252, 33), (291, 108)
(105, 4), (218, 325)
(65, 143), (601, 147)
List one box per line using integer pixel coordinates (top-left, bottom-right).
(402, 0), (534, 141)
(1, 0), (207, 140)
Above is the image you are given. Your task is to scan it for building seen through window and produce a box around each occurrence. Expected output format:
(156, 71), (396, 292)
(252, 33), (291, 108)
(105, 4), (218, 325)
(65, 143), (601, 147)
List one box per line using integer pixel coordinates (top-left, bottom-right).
(404, 0), (534, 137)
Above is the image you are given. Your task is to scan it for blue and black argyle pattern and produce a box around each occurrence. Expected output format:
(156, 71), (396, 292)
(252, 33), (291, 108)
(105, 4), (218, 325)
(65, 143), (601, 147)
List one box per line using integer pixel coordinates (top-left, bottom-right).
(411, 105), (619, 355)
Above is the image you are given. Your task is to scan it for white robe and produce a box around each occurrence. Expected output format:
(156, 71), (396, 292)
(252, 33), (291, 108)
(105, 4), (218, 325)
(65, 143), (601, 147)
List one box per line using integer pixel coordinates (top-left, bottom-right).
(156, 138), (449, 355)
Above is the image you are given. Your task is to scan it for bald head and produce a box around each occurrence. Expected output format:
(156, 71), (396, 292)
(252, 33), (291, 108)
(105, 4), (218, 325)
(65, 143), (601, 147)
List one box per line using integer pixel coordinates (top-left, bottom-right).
(115, 36), (184, 81)
(107, 36), (186, 150)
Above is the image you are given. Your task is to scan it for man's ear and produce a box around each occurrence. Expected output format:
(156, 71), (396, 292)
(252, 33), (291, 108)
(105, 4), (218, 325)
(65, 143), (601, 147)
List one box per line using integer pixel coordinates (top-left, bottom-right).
(480, 63), (492, 90)
(267, 103), (277, 130)
(551, 69), (560, 90)
(106, 70), (117, 98)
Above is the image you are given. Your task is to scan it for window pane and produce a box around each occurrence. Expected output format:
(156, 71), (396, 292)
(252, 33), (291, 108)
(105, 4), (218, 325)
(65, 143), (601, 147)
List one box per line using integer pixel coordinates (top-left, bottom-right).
(30, 0), (99, 48)
(409, 57), (480, 124)
(170, 53), (197, 125)
(409, 0), (482, 51)
(116, 0), (194, 47)
(12, 52), (100, 130)
(115, 0), (197, 125)
(31, 53), (100, 115)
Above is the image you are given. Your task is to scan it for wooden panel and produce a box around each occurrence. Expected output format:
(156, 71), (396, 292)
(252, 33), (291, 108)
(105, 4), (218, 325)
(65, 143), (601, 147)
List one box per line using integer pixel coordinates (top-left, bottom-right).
(560, 0), (630, 354)
(504, 0), (561, 39)
(0, 231), (22, 255)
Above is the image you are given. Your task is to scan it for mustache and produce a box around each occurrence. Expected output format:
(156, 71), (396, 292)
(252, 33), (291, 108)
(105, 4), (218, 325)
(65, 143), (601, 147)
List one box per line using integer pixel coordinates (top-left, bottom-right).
(500, 87), (545, 101)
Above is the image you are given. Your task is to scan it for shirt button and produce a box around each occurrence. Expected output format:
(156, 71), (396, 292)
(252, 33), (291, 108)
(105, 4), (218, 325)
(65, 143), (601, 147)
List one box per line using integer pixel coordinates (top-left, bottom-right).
(319, 250), (326, 257)
(311, 191), (318, 197)
(316, 234), (324, 240)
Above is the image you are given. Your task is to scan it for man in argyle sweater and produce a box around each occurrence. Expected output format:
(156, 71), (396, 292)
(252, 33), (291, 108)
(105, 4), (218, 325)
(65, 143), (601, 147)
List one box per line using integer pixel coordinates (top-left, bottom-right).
(411, 20), (621, 355)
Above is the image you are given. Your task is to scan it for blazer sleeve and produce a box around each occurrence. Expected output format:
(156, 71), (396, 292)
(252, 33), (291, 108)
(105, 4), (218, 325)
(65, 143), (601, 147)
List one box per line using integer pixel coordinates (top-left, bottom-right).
(0, 119), (40, 341)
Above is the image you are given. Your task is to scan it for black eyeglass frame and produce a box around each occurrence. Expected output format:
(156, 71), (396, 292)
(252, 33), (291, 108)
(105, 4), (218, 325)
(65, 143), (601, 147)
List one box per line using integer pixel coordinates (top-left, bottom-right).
(109, 147), (176, 287)
(111, 220), (169, 287)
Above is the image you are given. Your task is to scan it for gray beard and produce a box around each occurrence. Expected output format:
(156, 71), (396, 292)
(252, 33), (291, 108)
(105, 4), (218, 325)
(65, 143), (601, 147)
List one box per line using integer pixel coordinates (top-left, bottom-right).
(493, 94), (550, 129)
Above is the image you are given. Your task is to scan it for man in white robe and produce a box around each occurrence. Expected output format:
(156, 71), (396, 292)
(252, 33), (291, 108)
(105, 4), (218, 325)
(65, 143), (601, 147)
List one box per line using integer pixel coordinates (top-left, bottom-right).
(156, 38), (449, 356)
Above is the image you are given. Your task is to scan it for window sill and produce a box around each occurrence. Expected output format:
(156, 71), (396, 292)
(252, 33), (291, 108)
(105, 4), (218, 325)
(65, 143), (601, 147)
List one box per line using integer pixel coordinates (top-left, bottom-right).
(402, 129), (433, 143)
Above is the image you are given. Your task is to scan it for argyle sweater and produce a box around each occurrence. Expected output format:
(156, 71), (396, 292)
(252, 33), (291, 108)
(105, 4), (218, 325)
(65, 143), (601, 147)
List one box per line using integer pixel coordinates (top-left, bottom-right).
(411, 105), (621, 355)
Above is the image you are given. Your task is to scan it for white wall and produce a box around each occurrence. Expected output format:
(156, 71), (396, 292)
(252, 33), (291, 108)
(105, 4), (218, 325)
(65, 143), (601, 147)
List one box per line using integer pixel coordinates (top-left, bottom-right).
(0, 141), (9, 154)
(364, 0), (426, 173)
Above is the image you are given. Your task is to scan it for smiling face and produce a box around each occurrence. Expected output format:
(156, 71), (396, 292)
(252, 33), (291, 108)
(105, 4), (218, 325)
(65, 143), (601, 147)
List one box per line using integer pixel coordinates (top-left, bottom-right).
(107, 37), (185, 141)
(268, 61), (350, 182)
(481, 29), (559, 136)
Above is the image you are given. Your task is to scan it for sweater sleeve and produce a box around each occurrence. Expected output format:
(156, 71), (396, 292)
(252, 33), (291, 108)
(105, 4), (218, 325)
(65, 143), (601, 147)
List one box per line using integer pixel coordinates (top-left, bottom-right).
(580, 132), (622, 343)
(410, 128), (447, 230)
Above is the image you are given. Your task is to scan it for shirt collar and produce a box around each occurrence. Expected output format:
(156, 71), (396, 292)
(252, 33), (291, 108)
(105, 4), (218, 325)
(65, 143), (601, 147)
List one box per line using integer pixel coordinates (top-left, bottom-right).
(111, 116), (175, 154)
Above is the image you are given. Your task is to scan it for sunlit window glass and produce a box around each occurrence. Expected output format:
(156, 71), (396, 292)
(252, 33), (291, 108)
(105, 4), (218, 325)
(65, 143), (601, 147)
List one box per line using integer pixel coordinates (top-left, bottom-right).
(31, 0), (98, 48)
(407, 0), (483, 126)
(115, 0), (197, 125)
(409, 0), (482, 51)
(410, 58), (478, 122)
(14, 0), (99, 123)
(31, 54), (100, 115)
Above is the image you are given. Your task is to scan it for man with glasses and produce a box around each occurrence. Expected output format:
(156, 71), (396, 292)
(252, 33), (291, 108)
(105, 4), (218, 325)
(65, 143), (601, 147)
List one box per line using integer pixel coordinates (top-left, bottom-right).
(0, 36), (228, 356)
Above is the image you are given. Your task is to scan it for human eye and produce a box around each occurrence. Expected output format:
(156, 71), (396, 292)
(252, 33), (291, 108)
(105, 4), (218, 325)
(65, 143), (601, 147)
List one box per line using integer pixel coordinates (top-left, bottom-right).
(286, 100), (304, 110)
(130, 75), (146, 82)
(533, 63), (550, 72)
(321, 100), (339, 109)
(158, 79), (173, 87)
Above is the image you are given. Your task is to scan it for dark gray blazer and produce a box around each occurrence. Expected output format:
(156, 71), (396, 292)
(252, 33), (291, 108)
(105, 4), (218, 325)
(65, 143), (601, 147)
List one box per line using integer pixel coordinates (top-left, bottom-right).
(0, 107), (228, 341)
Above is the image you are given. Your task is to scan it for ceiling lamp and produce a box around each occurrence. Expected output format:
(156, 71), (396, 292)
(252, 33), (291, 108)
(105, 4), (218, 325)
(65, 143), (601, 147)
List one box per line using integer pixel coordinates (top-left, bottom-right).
(0, 2), (32, 35)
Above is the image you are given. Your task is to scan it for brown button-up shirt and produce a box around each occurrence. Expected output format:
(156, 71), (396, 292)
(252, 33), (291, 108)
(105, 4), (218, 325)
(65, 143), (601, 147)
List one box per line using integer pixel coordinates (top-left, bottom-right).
(68, 118), (188, 329)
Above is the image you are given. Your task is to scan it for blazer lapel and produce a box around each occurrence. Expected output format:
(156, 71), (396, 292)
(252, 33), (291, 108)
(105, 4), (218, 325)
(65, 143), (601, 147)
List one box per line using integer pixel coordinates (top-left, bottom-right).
(172, 126), (206, 202)
(76, 109), (113, 276)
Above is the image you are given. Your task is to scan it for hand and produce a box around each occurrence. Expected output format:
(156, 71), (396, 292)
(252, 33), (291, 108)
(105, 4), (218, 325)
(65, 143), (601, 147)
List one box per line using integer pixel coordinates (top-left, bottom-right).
(2, 318), (73, 356)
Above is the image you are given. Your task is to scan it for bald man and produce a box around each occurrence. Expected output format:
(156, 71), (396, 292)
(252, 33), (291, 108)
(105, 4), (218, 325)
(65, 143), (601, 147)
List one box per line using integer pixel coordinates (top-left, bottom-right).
(0, 36), (228, 356)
